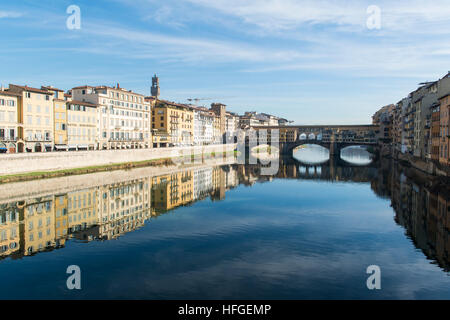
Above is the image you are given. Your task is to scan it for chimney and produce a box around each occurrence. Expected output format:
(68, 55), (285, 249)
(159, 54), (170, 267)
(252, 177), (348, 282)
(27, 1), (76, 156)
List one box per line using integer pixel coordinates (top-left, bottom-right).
(117, 83), (120, 89)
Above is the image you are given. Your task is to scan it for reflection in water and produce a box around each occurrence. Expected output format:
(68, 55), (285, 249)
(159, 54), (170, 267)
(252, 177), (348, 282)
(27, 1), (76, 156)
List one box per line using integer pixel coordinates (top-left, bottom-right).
(0, 166), (238, 259)
(0, 151), (449, 299)
(340, 146), (373, 165)
(293, 144), (329, 164)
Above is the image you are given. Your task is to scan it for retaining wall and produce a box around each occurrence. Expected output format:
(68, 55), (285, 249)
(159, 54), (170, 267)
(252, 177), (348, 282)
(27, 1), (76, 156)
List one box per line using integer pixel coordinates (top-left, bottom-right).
(0, 144), (237, 175)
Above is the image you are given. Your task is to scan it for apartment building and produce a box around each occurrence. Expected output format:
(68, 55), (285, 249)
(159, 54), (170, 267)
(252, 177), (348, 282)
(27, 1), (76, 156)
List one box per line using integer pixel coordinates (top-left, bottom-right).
(193, 106), (215, 145)
(43, 86), (68, 150)
(439, 93), (450, 165)
(431, 102), (440, 162)
(72, 84), (151, 150)
(210, 103), (226, 143)
(151, 100), (193, 147)
(225, 112), (239, 142)
(8, 84), (54, 152)
(0, 89), (20, 153)
(412, 82), (438, 159)
(66, 100), (98, 150)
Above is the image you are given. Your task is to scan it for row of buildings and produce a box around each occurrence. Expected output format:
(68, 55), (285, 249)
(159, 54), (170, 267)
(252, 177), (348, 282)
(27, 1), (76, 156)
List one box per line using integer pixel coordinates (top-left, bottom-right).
(0, 165), (240, 259)
(372, 71), (450, 167)
(0, 75), (289, 153)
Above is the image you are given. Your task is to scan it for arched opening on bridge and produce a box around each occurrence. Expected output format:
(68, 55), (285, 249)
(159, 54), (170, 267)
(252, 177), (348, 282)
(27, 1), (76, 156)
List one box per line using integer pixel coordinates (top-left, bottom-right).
(308, 133), (315, 140)
(340, 145), (373, 166)
(293, 144), (329, 165)
(299, 133), (307, 140)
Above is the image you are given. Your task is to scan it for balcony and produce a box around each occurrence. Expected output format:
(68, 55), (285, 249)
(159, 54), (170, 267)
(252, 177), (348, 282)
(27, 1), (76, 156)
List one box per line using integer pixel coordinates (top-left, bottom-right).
(108, 137), (144, 142)
(0, 137), (18, 142)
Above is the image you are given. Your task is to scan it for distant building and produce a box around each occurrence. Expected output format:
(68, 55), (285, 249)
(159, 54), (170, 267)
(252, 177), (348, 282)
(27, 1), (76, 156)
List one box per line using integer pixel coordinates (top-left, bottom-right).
(151, 74), (160, 99)
(192, 106), (214, 145)
(0, 89), (20, 153)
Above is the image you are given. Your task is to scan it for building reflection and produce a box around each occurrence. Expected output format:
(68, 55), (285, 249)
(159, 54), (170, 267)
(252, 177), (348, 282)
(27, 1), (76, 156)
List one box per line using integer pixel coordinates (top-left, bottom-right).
(0, 165), (240, 260)
(1, 158), (449, 273)
(374, 160), (450, 271)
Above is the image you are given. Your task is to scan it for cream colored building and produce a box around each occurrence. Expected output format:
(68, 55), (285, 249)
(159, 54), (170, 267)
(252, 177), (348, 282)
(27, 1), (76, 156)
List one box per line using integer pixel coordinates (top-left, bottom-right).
(66, 100), (98, 150)
(67, 188), (98, 234)
(0, 89), (21, 153)
(97, 178), (152, 240)
(71, 84), (151, 150)
(8, 84), (54, 152)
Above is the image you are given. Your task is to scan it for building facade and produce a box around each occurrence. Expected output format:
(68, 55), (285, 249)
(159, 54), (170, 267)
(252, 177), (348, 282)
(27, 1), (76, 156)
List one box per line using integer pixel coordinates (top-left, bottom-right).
(8, 84), (54, 152)
(72, 84), (151, 150)
(0, 90), (20, 153)
(151, 100), (193, 147)
(66, 100), (98, 150)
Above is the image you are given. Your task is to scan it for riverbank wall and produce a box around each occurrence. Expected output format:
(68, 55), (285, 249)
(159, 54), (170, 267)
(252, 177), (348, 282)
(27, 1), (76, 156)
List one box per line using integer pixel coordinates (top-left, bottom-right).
(389, 148), (450, 178)
(0, 144), (237, 176)
(0, 155), (237, 204)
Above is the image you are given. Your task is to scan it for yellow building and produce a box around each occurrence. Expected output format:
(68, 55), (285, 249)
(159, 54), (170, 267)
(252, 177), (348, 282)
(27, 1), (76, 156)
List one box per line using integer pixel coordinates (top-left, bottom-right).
(151, 170), (193, 213)
(0, 201), (21, 258)
(43, 86), (68, 150)
(53, 194), (68, 244)
(66, 100), (98, 150)
(8, 84), (54, 152)
(151, 100), (193, 147)
(0, 89), (21, 153)
(23, 196), (56, 256)
(67, 188), (98, 235)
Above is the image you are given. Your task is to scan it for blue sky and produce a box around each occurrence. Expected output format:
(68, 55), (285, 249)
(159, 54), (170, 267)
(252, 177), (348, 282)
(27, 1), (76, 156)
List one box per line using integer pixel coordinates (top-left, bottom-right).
(0, 0), (449, 124)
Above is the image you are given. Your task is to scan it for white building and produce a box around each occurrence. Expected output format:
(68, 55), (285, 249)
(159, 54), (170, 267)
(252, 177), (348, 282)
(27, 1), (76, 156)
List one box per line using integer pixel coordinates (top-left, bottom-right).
(193, 167), (213, 200)
(193, 107), (214, 145)
(71, 84), (151, 150)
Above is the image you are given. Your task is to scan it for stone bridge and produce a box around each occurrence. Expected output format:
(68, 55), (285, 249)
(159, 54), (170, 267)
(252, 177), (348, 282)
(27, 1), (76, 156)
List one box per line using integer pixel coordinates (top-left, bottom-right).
(249, 124), (380, 157)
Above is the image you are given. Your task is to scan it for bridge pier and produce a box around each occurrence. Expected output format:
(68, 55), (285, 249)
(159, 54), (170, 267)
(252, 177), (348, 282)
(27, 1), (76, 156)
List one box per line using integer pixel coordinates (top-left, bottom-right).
(329, 142), (341, 158)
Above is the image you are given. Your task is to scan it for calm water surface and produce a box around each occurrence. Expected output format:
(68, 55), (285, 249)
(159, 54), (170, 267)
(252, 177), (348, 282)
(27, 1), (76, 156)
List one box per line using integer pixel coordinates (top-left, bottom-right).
(0, 147), (449, 299)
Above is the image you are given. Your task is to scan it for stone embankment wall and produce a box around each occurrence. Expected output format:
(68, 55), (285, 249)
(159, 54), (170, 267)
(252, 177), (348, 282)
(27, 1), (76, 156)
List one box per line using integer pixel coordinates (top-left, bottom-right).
(0, 144), (237, 175)
(0, 156), (237, 204)
(391, 149), (449, 177)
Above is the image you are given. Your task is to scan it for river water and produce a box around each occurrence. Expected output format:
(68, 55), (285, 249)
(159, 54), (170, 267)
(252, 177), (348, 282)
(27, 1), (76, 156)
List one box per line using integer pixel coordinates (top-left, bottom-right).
(0, 146), (449, 299)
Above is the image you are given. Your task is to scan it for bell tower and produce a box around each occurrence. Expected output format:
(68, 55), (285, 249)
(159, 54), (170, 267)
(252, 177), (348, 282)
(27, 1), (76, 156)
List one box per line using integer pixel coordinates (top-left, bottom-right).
(151, 74), (160, 99)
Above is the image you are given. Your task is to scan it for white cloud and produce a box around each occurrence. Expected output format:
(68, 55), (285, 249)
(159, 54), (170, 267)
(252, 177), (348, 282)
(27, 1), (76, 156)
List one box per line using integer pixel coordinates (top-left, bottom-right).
(0, 11), (22, 19)
(84, 22), (312, 63)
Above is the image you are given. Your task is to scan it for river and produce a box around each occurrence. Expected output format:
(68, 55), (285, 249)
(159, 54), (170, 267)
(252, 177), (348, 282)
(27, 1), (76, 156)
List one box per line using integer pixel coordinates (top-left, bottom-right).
(0, 145), (449, 299)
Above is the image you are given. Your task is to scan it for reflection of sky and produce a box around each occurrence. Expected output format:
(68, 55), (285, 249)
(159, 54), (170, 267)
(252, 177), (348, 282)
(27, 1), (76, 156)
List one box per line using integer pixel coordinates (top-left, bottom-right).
(294, 145), (373, 165)
(340, 146), (373, 165)
(293, 144), (329, 164)
(1, 179), (450, 299)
